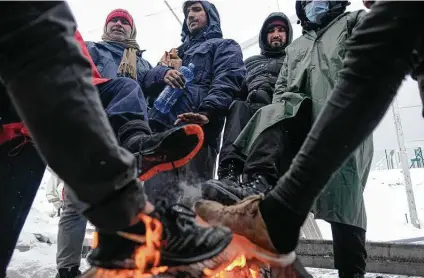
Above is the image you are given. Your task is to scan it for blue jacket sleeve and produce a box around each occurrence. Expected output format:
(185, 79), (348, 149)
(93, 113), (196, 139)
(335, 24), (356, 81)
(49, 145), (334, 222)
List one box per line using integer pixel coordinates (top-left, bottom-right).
(198, 40), (246, 120)
(143, 65), (171, 98)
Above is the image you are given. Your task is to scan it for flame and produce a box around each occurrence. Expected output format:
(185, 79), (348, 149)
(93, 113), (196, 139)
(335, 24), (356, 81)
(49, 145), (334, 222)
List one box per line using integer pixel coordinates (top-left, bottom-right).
(209, 255), (259, 278)
(91, 214), (168, 278)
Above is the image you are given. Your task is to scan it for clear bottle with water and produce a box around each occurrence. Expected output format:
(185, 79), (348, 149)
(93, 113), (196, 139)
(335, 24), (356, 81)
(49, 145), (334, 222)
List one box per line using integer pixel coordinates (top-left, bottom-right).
(154, 63), (195, 114)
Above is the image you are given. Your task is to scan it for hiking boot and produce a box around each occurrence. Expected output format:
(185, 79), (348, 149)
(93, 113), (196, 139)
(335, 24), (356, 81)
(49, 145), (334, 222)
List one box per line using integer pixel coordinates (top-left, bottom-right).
(202, 174), (273, 205)
(86, 200), (233, 276)
(217, 160), (241, 185)
(195, 194), (277, 253)
(119, 121), (204, 181)
(55, 266), (81, 278)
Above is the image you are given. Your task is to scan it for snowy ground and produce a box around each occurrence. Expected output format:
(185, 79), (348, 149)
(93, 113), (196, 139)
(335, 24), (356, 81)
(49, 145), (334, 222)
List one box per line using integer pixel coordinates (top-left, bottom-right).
(6, 169), (424, 278)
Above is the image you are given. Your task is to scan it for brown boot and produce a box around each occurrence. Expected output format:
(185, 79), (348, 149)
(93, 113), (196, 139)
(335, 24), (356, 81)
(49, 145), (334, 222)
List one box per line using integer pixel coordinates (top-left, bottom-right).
(194, 194), (277, 253)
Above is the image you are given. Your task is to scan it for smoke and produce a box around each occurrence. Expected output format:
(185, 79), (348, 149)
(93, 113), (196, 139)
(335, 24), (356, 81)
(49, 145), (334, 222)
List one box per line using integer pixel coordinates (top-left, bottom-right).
(176, 180), (203, 207)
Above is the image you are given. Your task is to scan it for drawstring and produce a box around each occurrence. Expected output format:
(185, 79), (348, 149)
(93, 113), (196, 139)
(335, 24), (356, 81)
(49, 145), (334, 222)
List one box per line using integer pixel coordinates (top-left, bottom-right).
(0, 122), (32, 156)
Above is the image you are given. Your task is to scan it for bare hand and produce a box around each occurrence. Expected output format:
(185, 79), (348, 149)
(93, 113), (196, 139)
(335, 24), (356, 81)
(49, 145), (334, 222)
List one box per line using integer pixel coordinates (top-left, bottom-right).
(174, 113), (209, 126)
(164, 70), (185, 89)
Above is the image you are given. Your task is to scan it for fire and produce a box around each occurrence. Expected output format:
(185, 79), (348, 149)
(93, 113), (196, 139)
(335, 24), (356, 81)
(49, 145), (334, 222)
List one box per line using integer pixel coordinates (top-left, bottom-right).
(89, 214), (168, 278)
(208, 255), (259, 278)
(88, 215), (263, 278)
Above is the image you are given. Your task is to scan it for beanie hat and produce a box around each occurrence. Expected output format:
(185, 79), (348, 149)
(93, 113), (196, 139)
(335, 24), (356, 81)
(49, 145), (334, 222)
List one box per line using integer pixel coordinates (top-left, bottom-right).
(268, 19), (287, 29)
(105, 9), (134, 28)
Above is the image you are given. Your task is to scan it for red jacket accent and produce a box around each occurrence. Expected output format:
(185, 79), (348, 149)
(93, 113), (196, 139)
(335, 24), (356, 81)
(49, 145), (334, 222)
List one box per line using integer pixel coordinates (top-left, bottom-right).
(74, 30), (110, 86)
(0, 122), (30, 146)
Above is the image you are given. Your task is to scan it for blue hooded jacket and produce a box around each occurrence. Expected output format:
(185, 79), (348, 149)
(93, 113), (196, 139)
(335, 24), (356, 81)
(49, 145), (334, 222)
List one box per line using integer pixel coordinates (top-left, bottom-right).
(86, 41), (153, 91)
(145, 1), (246, 149)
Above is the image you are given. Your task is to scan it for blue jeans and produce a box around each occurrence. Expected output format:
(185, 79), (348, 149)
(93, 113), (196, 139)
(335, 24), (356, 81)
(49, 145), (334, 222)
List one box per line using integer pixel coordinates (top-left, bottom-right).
(97, 78), (149, 135)
(56, 77), (149, 269)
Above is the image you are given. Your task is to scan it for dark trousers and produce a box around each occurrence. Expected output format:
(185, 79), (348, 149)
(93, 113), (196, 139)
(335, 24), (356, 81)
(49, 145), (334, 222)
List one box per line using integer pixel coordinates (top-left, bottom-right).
(331, 222), (367, 276)
(0, 139), (45, 275)
(0, 1), (145, 250)
(243, 102), (312, 183)
(219, 101), (264, 168)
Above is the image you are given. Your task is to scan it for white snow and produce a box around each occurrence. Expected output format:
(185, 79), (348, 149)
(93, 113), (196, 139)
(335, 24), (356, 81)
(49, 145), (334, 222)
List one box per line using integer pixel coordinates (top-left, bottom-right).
(6, 169), (424, 278)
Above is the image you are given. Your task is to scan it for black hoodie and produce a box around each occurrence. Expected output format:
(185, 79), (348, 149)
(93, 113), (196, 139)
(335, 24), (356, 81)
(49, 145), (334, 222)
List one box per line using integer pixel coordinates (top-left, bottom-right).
(243, 12), (293, 105)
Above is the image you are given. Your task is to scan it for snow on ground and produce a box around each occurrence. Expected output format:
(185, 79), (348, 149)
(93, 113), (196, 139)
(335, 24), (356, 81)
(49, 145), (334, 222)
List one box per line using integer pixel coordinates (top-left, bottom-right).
(6, 169), (424, 278)
(316, 169), (424, 243)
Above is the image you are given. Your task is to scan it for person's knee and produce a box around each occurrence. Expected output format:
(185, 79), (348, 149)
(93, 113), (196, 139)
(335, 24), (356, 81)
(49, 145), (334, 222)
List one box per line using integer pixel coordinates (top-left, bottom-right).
(114, 77), (140, 89)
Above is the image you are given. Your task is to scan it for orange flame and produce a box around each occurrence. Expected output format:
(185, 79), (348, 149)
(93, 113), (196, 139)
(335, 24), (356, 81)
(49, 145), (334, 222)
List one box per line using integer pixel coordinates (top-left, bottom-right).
(91, 214), (168, 278)
(210, 255), (259, 278)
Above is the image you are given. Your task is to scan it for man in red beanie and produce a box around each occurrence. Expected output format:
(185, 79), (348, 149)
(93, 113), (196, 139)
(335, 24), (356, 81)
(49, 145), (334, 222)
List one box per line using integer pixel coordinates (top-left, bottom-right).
(54, 8), (229, 278)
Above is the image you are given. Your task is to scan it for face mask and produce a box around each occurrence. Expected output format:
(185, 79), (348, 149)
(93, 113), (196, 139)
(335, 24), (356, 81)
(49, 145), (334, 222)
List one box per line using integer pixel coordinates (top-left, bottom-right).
(305, 1), (329, 25)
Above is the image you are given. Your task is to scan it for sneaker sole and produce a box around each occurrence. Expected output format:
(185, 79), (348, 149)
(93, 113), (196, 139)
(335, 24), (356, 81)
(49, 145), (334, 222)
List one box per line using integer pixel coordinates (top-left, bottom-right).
(139, 124), (204, 181)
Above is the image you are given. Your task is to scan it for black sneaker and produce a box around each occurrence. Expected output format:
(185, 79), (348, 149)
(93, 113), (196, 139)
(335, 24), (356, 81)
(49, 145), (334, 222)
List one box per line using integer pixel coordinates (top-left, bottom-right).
(85, 201), (233, 276)
(56, 266), (81, 278)
(202, 175), (273, 205)
(122, 124), (204, 181)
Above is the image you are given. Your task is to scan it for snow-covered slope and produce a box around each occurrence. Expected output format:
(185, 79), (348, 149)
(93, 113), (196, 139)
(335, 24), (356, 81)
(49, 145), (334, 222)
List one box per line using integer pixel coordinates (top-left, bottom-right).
(6, 169), (424, 278)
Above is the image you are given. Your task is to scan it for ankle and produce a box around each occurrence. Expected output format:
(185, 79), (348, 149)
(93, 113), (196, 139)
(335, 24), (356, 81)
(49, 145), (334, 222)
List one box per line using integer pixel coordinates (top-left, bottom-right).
(259, 194), (305, 254)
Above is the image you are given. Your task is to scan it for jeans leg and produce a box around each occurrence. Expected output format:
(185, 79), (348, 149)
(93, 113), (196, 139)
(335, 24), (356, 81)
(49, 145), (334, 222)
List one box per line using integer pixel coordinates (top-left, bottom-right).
(97, 78), (149, 135)
(56, 186), (88, 269)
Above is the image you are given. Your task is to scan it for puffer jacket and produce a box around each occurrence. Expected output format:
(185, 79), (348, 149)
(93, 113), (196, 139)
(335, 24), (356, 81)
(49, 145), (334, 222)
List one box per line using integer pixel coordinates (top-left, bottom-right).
(144, 1), (246, 149)
(245, 12), (293, 105)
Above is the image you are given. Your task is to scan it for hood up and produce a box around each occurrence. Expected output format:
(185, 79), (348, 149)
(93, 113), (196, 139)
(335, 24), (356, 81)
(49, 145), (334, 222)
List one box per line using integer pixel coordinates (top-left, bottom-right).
(181, 0), (223, 44)
(259, 12), (293, 56)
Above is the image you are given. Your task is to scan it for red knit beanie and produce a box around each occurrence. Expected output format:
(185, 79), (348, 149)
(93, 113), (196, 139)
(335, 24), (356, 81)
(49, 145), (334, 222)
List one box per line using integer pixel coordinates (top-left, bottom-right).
(105, 9), (134, 28)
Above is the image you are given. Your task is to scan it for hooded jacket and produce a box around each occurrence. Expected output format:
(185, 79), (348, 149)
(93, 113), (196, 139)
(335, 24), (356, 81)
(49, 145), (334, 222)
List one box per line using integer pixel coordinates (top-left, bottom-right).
(244, 12), (293, 105)
(144, 1), (246, 149)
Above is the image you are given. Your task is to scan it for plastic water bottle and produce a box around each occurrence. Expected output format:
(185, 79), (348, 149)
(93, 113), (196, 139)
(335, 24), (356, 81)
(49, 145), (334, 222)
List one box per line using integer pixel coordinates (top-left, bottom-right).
(154, 63), (195, 114)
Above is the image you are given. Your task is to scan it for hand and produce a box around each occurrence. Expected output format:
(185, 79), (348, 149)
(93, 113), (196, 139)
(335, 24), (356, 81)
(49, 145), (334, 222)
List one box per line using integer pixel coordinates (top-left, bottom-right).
(174, 113), (209, 126)
(164, 70), (185, 89)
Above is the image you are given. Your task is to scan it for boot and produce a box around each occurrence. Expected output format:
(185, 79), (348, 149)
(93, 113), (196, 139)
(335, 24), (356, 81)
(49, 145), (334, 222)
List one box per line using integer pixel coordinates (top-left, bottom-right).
(118, 120), (204, 181)
(202, 174), (273, 205)
(195, 195), (276, 253)
(85, 199), (233, 276)
(217, 159), (242, 185)
(194, 195), (310, 276)
(55, 266), (81, 278)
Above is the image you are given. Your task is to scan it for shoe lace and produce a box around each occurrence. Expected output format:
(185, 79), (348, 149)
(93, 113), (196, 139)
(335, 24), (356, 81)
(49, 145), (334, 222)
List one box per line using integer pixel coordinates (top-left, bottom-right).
(157, 201), (197, 231)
